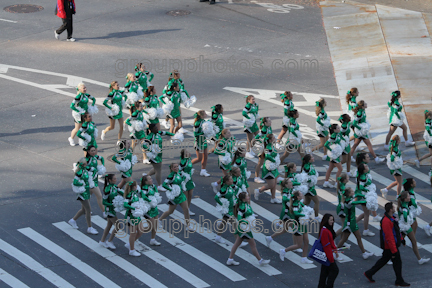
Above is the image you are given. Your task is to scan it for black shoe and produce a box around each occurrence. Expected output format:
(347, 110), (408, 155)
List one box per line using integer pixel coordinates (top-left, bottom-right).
(395, 282), (410, 287)
(364, 272), (375, 283)
(209, 0), (215, 3)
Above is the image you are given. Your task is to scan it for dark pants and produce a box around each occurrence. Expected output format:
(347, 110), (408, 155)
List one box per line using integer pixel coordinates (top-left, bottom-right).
(318, 262), (339, 288)
(365, 249), (404, 284)
(56, 17), (73, 39)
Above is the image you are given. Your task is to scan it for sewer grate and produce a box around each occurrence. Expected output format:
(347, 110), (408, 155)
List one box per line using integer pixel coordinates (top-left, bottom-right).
(4, 4), (44, 13)
(166, 10), (191, 16)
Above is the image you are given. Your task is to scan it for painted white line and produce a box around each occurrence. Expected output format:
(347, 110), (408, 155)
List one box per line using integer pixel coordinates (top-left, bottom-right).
(159, 204), (282, 276)
(90, 216), (209, 288)
(0, 268), (30, 288)
(401, 166), (432, 209)
(0, 238), (75, 288)
(18, 227), (121, 288)
(0, 18), (17, 23)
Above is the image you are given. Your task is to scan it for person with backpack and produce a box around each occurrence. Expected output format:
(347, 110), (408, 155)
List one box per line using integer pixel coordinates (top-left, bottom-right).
(318, 214), (339, 288)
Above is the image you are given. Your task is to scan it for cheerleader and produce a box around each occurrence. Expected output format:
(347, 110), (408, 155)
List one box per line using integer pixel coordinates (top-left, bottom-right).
(112, 140), (137, 189)
(68, 158), (98, 235)
(384, 91), (414, 147)
(254, 117), (272, 184)
(191, 110), (211, 177)
(99, 174), (123, 249)
(232, 147), (251, 183)
(124, 73), (143, 108)
(345, 88), (358, 121)
(143, 86), (162, 132)
(101, 81), (125, 141)
(397, 191), (430, 264)
(77, 112), (98, 152)
(163, 70), (190, 98)
(242, 95), (260, 159)
(84, 145), (105, 215)
(276, 91), (294, 143)
(381, 136), (403, 198)
(123, 181), (144, 256)
(424, 176), (432, 236)
(323, 124), (344, 188)
(335, 173), (348, 237)
(142, 124), (175, 190)
(279, 109), (305, 164)
(301, 154), (320, 220)
(125, 102), (148, 151)
(140, 175), (162, 246)
(159, 82), (183, 134)
(415, 110), (432, 168)
(402, 179), (420, 239)
(211, 104), (224, 140)
(279, 191), (313, 264)
(355, 163), (378, 236)
(336, 187), (374, 259)
(158, 163), (192, 229)
(227, 192), (271, 266)
(69, 83), (97, 146)
(214, 129), (236, 177)
(135, 63), (154, 91)
(339, 114), (354, 177)
(215, 175), (236, 244)
(350, 100), (384, 163)
(179, 149), (196, 216)
(254, 134), (282, 203)
(311, 99), (330, 159)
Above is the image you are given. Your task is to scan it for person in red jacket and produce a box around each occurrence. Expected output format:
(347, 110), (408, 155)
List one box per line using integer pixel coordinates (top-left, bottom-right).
(364, 202), (410, 287)
(55, 0), (76, 42)
(318, 213), (339, 288)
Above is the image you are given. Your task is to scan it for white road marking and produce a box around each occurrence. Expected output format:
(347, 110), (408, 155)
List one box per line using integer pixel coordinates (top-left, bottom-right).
(0, 268), (30, 288)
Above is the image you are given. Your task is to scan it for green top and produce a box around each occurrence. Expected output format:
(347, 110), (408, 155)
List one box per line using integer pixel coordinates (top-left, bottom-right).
(103, 183), (124, 216)
(388, 142), (401, 160)
(340, 121), (351, 137)
(85, 154), (104, 181)
(316, 108), (328, 126)
(142, 131), (175, 163)
(233, 156), (248, 179)
(73, 168), (91, 200)
(70, 93), (95, 112)
(288, 117), (300, 138)
(194, 119), (205, 138)
(164, 78), (189, 97)
(290, 199), (306, 221)
(215, 184), (235, 216)
(211, 110), (224, 136)
(103, 89), (124, 109)
(352, 108), (367, 129)
(112, 148), (134, 177)
(125, 79), (141, 94)
(425, 119), (432, 136)
(388, 99), (402, 124)
(324, 132), (342, 151)
(255, 125), (273, 140)
(347, 96), (357, 111)
(144, 94), (160, 109)
(242, 102), (259, 118)
(398, 201), (411, 223)
(135, 70), (154, 90)
(282, 98), (294, 117)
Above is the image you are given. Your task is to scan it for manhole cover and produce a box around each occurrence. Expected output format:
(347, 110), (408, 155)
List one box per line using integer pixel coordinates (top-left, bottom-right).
(166, 10), (190, 16)
(4, 4), (44, 13)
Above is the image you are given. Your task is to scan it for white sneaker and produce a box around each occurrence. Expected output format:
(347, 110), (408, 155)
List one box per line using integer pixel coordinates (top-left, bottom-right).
(157, 185), (167, 192)
(387, 260), (393, 265)
(99, 241), (108, 248)
(362, 251), (374, 259)
(143, 159), (151, 164)
(103, 212), (107, 219)
(150, 239), (161, 246)
(254, 177), (265, 184)
(294, 248), (303, 253)
(415, 159), (420, 168)
(270, 198), (282, 204)
(162, 120), (170, 129)
(215, 236), (226, 244)
(66, 38), (76, 42)
(87, 227), (98, 235)
(342, 243), (351, 249)
(200, 169), (210, 177)
(265, 236), (273, 247)
(226, 258), (240, 266)
(363, 230), (375, 237)
(129, 250), (141, 257)
(424, 224), (431, 236)
(211, 182), (219, 193)
(259, 259), (270, 266)
(105, 241), (116, 249)
(240, 242), (248, 248)
(254, 189), (260, 200)
(279, 249), (286, 261)
(323, 181), (335, 188)
(372, 215), (381, 222)
(124, 243), (130, 250)
(419, 258), (430, 265)
(405, 141), (415, 147)
(322, 155), (327, 161)
(347, 171), (355, 178)
(375, 157), (384, 164)
(54, 30), (60, 40)
(301, 257), (313, 264)
(189, 209), (195, 216)
(101, 131), (106, 141)
(142, 173), (147, 177)
(245, 152), (255, 159)
(68, 137), (76, 146)
(68, 219), (78, 229)
(381, 188), (388, 199)
(351, 156), (356, 162)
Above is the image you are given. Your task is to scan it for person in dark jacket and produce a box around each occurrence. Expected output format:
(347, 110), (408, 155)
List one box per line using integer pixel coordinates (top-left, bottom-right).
(318, 213), (339, 288)
(364, 202), (410, 287)
(55, 0), (76, 41)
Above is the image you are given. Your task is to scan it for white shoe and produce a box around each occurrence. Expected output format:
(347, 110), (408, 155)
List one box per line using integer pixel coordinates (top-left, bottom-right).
(87, 227), (98, 235)
(142, 173), (147, 177)
(211, 182), (219, 193)
(314, 216), (321, 222)
(124, 243), (130, 250)
(162, 120), (170, 129)
(68, 137), (76, 146)
(103, 212), (107, 219)
(129, 250), (141, 257)
(178, 127), (186, 134)
(68, 219), (78, 229)
(158, 221), (163, 229)
(405, 141), (415, 147)
(259, 259), (270, 266)
(301, 257), (313, 264)
(424, 224), (431, 236)
(101, 131), (106, 141)
(387, 260), (393, 265)
(54, 30), (60, 40)
(363, 230), (375, 237)
(254, 189), (260, 200)
(200, 169), (210, 177)
(372, 215), (381, 222)
(351, 156), (356, 162)
(150, 239), (161, 246)
(189, 209), (195, 216)
(157, 185), (166, 192)
(66, 38), (76, 42)
(240, 242), (248, 248)
(254, 177), (265, 184)
(186, 224), (196, 232)
(270, 198), (282, 204)
(347, 171), (355, 178)
(99, 241), (108, 248)
(322, 155), (327, 161)
(265, 236), (273, 247)
(415, 159), (420, 168)
(375, 157), (384, 164)
(105, 241), (116, 249)
(226, 258), (240, 266)
(419, 258), (430, 265)
(342, 243), (351, 249)
(294, 248), (303, 253)
(323, 181), (335, 188)
(279, 249), (286, 261)
(362, 251), (374, 259)
(245, 152), (255, 159)
(143, 159), (151, 164)
(215, 236), (226, 244)
(381, 188), (388, 199)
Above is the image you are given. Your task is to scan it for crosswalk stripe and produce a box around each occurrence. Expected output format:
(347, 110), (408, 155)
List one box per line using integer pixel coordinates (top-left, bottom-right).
(191, 199), (317, 269)
(158, 204), (282, 276)
(89, 217), (209, 288)
(0, 238), (75, 288)
(18, 227), (120, 288)
(0, 268), (30, 288)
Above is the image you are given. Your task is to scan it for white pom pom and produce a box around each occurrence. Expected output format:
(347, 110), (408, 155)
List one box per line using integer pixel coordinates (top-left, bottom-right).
(299, 205), (314, 224)
(184, 95), (197, 108)
(265, 154), (281, 171)
(93, 128), (98, 139)
(172, 132), (184, 142)
(410, 205), (422, 218)
(316, 118), (331, 133)
(148, 196), (158, 208)
(72, 163), (79, 173)
(115, 159), (132, 173)
(154, 192), (163, 204)
(180, 92), (188, 104)
(113, 196), (126, 212)
(156, 108), (165, 118)
(105, 104), (120, 117)
(245, 170), (251, 179)
(294, 184), (308, 195)
(398, 212), (414, 232)
(132, 120), (144, 132)
(166, 184), (181, 200)
(327, 144), (343, 160)
(388, 109), (405, 127)
(216, 198), (230, 216)
(131, 155), (138, 165)
(72, 107), (85, 122)
(137, 86), (144, 98)
(295, 173), (308, 185)
(386, 155), (403, 170)
(78, 133), (91, 147)
(282, 116), (290, 127)
(307, 174), (318, 187)
(97, 165), (106, 175)
(146, 108), (157, 120)
(191, 168), (195, 175)
(243, 114), (256, 128)
(213, 125), (220, 135)
(88, 177), (95, 189)
(219, 153), (232, 166)
(202, 121), (216, 138)
(127, 121), (135, 133)
(424, 130), (432, 144)
(125, 92), (139, 106)
(365, 191), (378, 211)
(162, 100), (174, 115)
(178, 127), (186, 134)
(183, 172), (191, 183)
(87, 105), (99, 115)
(288, 130), (302, 145)
(71, 178), (86, 194)
(354, 122), (371, 138)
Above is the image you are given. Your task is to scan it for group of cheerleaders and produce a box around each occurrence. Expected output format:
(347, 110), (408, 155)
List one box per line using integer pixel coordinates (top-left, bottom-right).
(67, 68), (431, 265)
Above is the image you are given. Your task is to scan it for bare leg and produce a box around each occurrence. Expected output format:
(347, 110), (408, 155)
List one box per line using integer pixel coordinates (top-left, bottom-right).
(71, 122), (82, 139)
(325, 162), (335, 181)
(159, 204), (177, 223)
(350, 139), (361, 157)
(353, 230), (366, 253)
(229, 235), (243, 259)
(361, 205), (370, 231)
(284, 235), (303, 252)
(174, 117), (182, 134)
(385, 126), (398, 145)
(401, 124), (409, 142)
(337, 231), (350, 248)
(277, 127), (288, 141)
(117, 118), (124, 140)
(201, 148), (208, 170)
(418, 147), (432, 162)
(118, 176), (132, 189)
(255, 156), (265, 178)
(248, 238), (262, 261)
(179, 201), (190, 224)
(363, 139), (377, 158)
(169, 118), (175, 134)
(302, 234), (309, 257)
(191, 151), (203, 165)
(101, 217), (117, 242)
(90, 187), (105, 212)
(103, 118), (116, 135)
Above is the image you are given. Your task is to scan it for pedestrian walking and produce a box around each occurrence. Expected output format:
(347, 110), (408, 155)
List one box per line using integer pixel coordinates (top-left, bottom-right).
(55, 0), (76, 41)
(318, 213), (339, 288)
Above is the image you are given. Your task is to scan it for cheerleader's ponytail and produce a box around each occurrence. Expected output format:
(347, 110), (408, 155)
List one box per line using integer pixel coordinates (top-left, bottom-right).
(104, 174), (115, 194)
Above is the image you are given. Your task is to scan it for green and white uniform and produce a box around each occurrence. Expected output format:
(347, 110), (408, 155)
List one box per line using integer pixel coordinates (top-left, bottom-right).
(346, 95), (357, 120)
(316, 108), (330, 137)
(262, 143), (280, 179)
(124, 189), (142, 225)
(194, 118), (207, 151)
(85, 154), (104, 188)
(103, 184), (124, 217)
(255, 125), (272, 156)
(235, 201), (255, 239)
(140, 184), (159, 218)
(214, 137), (236, 171)
(135, 70), (154, 90)
(70, 92), (96, 123)
(279, 185), (293, 221)
(303, 163), (317, 196)
(163, 171), (188, 205)
(398, 201), (413, 234)
(159, 91), (182, 119)
(125, 109), (147, 140)
(281, 95), (294, 129)
(215, 183), (235, 218)
(77, 121), (98, 149)
(336, 181), (346, 217)
(354, 172), (374, 202)
(342, 195), (366, 233)
(242, 102), (259, 133)
(232, 174), (247, 199)
(211, 108), (224, 139)
(142, 131), (174, 164)
(340, 120), (351, 155)
(324, 131), (343, 163)
(387, 141), (402, 176)
(73, 168), (91, 201)
(112, 148), (135, 178)
(287, 117), (302, 147)
(103, 89), (125, 120)
(424, 118), (432, 148)
(125, 79), (142, 95)
(233, 156), (249, 186)
(144, 94), (160, 124)
(291, 200), (308, 234)
(164, 78), (189, 98)
(387, 99), (404, 127)
(180, 157), (195, 191)
(352, 108), (369, 139)
(405, 187), (420, 222)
